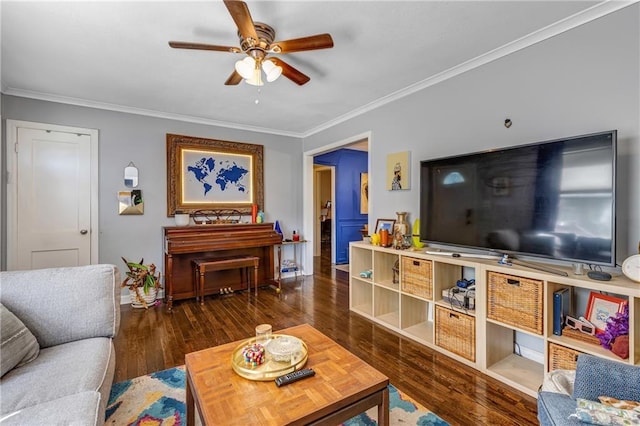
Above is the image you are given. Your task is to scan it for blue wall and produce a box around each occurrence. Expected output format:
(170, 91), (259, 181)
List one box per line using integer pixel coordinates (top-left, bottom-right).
(315, 149), (368, 264)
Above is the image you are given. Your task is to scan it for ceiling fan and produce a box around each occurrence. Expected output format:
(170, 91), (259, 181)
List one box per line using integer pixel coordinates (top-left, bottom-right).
(169, 0), (334, 86)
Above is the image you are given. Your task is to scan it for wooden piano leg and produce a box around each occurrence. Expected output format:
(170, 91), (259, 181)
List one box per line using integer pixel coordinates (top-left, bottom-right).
(166, 254), (174, 311)
(254, 262), (259, 295)
(199, 268), (205, 305)
(277, 244), (282, 293)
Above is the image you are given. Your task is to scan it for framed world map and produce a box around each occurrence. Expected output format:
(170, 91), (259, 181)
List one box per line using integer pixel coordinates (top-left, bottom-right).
(166, 134), (264, 216)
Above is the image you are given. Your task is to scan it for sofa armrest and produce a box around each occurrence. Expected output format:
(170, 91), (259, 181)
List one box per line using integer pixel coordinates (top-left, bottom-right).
(0, 265), (120, 348)
(573, 354), (640, 402)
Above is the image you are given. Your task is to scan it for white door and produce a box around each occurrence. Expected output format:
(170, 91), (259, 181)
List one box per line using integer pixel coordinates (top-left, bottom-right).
(7, 121), (99, 270)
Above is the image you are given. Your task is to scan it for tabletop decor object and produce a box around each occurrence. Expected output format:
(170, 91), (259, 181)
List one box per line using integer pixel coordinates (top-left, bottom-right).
(231, 334), (308, 381)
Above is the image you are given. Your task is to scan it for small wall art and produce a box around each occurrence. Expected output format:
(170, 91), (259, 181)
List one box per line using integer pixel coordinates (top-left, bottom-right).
(386, 151), (410, 191)
(119, 189), (144, 215)
(360, 172), (368, 214)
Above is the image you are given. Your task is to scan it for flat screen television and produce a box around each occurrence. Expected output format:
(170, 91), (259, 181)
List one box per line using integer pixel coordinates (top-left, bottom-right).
(420, 130), (617, 266)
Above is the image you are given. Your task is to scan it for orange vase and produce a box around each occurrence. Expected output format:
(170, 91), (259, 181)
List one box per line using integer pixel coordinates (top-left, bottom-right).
(380, 229), (389, 247)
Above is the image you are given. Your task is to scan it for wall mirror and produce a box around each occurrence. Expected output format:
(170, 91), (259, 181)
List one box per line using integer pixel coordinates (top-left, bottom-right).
(124, 162), (138, 188)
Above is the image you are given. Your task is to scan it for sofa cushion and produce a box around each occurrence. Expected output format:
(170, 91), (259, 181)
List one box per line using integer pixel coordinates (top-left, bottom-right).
(0, 303), (40, 377)
(537, 391), (583, 426)
(0, 264), (120, 348)
(0, 337), (115, 416)
(573, 355), (640, 402)
(0, 391), (103, 426)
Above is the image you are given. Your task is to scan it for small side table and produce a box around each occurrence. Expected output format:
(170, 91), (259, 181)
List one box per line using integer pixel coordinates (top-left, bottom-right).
(276, 240), (307, 293)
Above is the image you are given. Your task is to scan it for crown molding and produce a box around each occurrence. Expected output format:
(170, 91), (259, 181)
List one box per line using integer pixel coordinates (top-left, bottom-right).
(300, 0), (637, 138)
(1, 88), (303, 138)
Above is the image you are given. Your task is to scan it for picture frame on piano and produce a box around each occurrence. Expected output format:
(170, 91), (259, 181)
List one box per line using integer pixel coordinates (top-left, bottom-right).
(166, 134), (264, 216)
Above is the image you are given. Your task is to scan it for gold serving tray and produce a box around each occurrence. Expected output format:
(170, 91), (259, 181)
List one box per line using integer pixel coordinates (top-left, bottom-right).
(231, 334), (308, 381)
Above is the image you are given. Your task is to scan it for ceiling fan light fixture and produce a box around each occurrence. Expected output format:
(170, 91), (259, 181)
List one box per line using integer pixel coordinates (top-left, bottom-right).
(235, 57), (255, 80)
(244, 67), (264, 86)
(262, 60), (282, 82)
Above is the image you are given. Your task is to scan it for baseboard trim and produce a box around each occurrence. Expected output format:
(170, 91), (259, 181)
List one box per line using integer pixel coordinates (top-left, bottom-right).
(519, 346), (545, 365)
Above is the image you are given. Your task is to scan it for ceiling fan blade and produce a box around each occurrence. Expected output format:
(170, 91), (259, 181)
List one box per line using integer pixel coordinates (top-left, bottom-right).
(270, 34), (334, 53)
(223, 0), (258, 42)
(225, 70), (243, 85)
(169, 41), (240, 53)
(269, 58), (311, 86)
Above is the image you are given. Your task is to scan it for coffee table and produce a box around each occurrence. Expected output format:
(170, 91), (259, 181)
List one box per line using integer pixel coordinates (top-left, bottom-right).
(185, 323), (389, 425)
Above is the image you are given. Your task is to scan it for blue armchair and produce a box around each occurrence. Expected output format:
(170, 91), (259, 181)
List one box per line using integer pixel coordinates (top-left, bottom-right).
(538, 354), (640, 425)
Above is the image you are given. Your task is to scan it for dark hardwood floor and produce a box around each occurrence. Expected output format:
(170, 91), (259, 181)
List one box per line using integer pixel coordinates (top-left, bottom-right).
(113, 244), (539, 425)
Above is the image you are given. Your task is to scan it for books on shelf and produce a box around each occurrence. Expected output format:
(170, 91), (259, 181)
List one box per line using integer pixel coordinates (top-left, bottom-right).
(553, 288), (572, 336)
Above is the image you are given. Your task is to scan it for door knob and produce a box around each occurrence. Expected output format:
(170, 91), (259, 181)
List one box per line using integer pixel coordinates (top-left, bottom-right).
(80, 229), (88, 235)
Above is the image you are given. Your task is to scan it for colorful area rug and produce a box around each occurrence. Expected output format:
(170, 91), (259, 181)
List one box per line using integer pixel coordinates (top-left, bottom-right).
(105, 366), (449, 425)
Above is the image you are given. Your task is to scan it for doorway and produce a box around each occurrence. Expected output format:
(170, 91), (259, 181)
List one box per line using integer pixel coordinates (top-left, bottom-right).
(303, 132), (370, 275)
(6, 120), (99, 270)
(314, 165), (334, 269)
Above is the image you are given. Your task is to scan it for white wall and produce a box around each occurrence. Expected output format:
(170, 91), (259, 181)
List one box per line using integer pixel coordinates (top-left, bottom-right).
(0, 96), (304, 283)
(2, 5), (639, 278)
(304, 5), (640, 264)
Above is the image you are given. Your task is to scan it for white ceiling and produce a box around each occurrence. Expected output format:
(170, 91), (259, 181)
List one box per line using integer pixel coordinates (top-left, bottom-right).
(2, 1), (622, 137)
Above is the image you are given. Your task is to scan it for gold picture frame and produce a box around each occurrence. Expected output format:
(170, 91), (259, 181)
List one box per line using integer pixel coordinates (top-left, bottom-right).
(166, 134), (264, 216)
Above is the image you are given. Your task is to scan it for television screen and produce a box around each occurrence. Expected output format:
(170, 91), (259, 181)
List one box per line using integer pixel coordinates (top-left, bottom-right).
(420, 131), (616, 266)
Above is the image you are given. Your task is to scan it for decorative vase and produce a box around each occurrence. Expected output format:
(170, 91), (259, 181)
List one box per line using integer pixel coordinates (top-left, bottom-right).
(394, 212), (409, 236)
(380, 229), (390, 247)
(393, 212), (409, 249)
(131, 287), (158, 309)
(412, 218), (425, 248)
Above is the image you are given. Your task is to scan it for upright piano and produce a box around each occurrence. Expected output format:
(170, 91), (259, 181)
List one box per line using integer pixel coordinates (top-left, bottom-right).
(163, 223), (282, 310)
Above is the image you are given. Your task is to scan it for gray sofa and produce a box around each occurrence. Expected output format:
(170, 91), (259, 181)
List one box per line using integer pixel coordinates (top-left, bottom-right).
(0, 264), (120, 425)
(538, 354), (640, 425)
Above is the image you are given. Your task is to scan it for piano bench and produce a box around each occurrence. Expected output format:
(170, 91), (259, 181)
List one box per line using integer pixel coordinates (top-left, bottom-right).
(192, 255), (261, 303)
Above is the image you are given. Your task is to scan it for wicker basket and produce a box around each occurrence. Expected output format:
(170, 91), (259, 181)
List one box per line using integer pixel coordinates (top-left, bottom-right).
(548, 342), (583, 371)
(561, 327), (601, 345)
(435, 305), (476, 361)
(401, 257), (432, 299)
(487, 272), (543, 335)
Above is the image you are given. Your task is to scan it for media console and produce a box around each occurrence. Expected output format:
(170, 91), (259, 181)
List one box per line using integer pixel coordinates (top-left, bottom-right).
(349, 242), (639, 398)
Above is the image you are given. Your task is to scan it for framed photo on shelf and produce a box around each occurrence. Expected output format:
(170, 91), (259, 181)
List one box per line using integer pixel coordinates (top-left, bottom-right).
(375, 218), (395, 234)
(585, 292), (627, 333)
(166, 134), (264, 216)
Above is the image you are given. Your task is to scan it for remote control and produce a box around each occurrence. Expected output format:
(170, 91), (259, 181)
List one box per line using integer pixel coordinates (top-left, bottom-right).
(274, 368), (315, 387)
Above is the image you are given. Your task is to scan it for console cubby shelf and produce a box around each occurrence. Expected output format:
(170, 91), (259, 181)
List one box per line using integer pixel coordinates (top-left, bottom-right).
(349, 242), (640, 398)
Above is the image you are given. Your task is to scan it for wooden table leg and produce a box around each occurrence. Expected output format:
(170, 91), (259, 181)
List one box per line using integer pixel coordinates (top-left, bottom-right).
(378, 386), (389, 426)
(186, 373), (195, 426)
